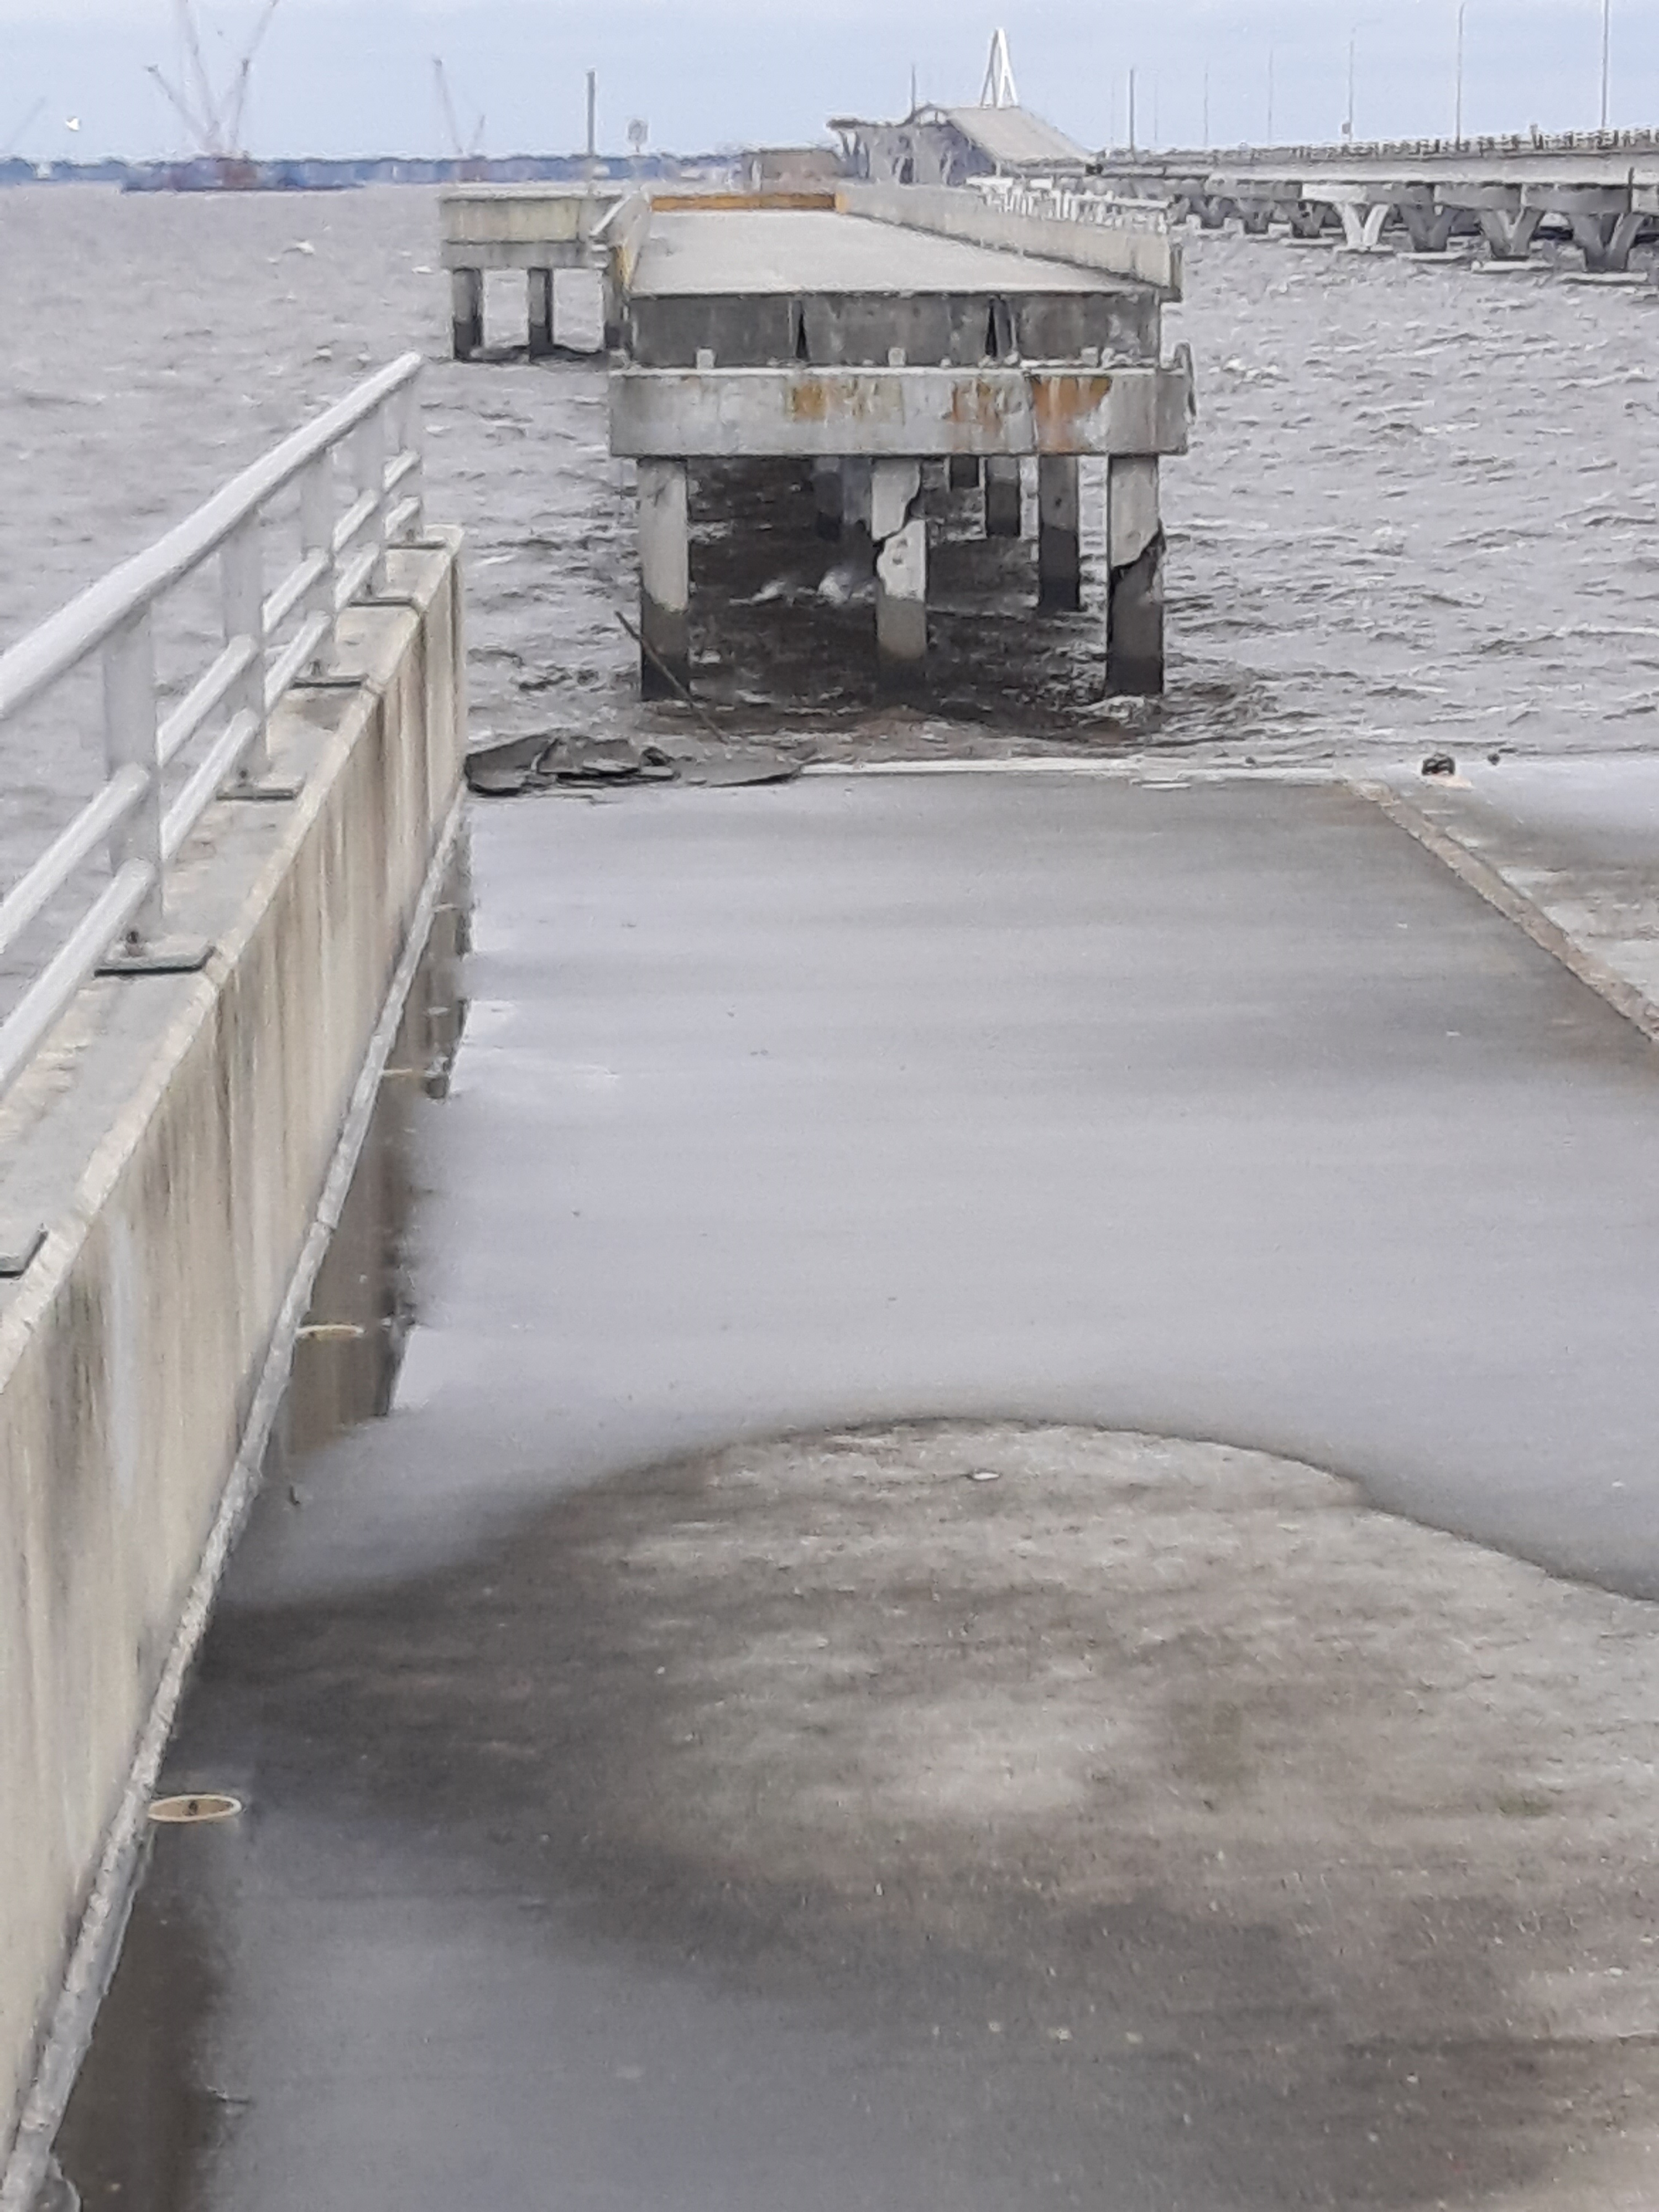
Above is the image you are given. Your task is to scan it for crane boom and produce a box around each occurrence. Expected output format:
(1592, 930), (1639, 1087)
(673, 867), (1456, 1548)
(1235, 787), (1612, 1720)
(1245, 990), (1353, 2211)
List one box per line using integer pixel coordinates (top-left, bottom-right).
(431, 55), (465, 161)
(146, 61), (214, 151)
(223, 0), (284, 152)
(174, 0), (225, 153)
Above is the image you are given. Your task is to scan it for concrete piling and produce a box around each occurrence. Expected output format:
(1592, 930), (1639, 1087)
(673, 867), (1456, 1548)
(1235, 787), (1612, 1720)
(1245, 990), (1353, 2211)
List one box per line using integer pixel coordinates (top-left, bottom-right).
(984, 456), (1022, 538)
(528, 268), (555, 358)
(450, 268), (483, 361)
(637, 459), (691, 698)
(1037, 456), (1082, 612)
(1107, 455), (1165, 696)
(812, 458), (843, 541)
(872, 458), (926, 690)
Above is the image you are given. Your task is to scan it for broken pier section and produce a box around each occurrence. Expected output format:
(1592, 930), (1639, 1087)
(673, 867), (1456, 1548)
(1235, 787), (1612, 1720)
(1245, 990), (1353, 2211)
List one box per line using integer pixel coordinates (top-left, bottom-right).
(603, 187), (1192, 697)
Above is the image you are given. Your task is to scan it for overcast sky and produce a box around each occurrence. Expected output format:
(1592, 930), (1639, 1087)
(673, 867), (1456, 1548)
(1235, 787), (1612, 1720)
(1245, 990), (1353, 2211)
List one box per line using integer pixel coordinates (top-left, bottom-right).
(1, 0), (1654, 163)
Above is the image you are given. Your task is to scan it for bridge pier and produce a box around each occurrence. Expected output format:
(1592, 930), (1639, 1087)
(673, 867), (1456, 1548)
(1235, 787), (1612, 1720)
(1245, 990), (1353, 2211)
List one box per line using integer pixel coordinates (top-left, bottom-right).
(1107, 456), (1164, 697)
(811, 457), (843, 539)
(984, 455), (1022, 537)
(527, 267), (555, 358)
(872, 459), (927, 690)
(1037, 456), (1081, 612)
(450, 268), (483, 360)
(637, 458), (691, 698)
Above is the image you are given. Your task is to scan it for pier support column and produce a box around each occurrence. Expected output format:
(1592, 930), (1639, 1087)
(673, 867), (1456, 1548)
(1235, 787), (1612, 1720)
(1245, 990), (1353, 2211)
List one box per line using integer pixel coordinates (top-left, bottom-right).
(1571, 208), (1645, 273)
(872, 459), (926, 692)
(451, 267), (483, 360)
(638, 458), (691, 699)
(528, 267), (555, 358)
(1037, 456), (1081, 612)
(812, 458), (843, 540)
(1478, 205), (1542, 262)
(984, 455), (1022, 538)
(1107, 456), (1165, 697)
(1337, 202), (1391, 252)
(949, 456), (982, 491)
(602, 269), (624, 353)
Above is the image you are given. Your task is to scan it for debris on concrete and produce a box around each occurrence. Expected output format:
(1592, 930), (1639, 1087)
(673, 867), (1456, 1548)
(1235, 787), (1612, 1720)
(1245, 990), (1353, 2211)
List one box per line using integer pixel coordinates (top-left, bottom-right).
(465, 731), (803, 797)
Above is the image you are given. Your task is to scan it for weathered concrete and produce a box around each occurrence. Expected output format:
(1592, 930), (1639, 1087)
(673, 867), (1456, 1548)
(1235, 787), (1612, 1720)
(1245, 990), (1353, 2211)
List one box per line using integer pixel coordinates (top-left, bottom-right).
(607, 194), (1190, 695)
(440, 185), (622, 356)
(983, 452), (1022, 535)
(39, 765), (1659, 2212)
(1037, 452), (1081, 609)
(0, 535), (466, 2201)
(870, 457), (926, 687)
(636, 458), (691, 696)
(1106, 455), (1164, 693)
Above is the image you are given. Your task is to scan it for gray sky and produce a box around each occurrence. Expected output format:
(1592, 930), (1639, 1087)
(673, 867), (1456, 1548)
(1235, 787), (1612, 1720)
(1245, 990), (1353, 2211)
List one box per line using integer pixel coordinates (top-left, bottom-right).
(1, 0), (1653, 162)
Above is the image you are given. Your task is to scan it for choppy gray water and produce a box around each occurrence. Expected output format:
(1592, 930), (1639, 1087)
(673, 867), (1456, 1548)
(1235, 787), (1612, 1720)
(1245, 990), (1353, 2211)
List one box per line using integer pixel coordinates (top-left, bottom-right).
(3, 182), (1659, 894)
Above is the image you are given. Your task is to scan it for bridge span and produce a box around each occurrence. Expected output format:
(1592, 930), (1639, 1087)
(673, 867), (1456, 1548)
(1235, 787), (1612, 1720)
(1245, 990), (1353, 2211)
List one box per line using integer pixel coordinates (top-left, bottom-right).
(1092, 127), (1659, 270)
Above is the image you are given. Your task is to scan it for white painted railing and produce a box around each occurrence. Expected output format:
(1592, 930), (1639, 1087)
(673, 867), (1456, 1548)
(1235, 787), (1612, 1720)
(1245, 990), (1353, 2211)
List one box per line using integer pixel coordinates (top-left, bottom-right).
(0, 353), (425, 1105)
(969, 177), (1173, 234)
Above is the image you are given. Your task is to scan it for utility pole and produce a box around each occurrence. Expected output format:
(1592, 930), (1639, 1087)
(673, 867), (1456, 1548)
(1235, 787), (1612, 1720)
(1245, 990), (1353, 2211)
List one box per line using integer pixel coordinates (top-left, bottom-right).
(585, 68), (597, 170)
(1345, 27), (1357, 140)
(1454, 0), (1466, 142)
(909, 62), (917, 115)
(1600, 0), (1612, 130)
(1202, 63), (1211, 147)
(1127, 67), (1137, 153)
(1266, 48), (1275, 143)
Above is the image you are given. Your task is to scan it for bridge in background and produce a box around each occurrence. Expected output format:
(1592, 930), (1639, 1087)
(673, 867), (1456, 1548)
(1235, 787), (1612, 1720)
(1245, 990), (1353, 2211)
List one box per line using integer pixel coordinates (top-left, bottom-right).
(1091, 127), (1659, 270)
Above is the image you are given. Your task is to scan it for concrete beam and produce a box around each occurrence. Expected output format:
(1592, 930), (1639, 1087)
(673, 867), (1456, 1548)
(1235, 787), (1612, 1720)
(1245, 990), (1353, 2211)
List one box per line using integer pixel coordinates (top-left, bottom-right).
(609, 364), (1193, 461)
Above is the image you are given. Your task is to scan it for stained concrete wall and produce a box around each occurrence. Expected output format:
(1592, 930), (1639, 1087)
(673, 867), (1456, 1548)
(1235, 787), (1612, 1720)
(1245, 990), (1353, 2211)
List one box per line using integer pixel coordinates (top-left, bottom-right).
(0, 534), (466, 2187)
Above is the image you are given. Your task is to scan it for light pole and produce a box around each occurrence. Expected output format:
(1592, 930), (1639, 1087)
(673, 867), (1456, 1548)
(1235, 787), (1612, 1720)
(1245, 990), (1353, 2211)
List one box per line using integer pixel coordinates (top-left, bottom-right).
(1600, 0), (1612, 131)
(1266, 46), (1275, 143)
(1202, 62), (1211, 146)
(1128, 66), (1137, 153)
(1345, 26), (1357, 139)
(1454, 0), (1466, 142)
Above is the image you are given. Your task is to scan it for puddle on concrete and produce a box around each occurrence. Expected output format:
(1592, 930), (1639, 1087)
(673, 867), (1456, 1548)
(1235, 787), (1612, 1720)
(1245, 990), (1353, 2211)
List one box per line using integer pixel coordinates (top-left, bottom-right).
(41, 849), (471, 2212)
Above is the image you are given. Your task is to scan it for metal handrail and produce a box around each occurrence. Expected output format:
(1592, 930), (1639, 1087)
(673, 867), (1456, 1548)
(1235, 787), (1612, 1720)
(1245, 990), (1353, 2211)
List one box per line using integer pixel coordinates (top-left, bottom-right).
(0, 353), (427, 1107)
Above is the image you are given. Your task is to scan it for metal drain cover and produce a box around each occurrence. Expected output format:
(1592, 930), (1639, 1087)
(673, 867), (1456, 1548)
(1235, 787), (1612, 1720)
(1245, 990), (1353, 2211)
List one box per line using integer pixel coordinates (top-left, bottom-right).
(147, 1792), (242, 1824)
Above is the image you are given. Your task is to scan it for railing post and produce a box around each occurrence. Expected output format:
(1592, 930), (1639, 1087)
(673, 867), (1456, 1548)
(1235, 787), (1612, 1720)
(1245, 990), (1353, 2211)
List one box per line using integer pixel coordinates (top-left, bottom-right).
(300, 452), (338, 671)
(397, 373), (425, 538)
(101, 611), (165, 950)
(221, 518), (269, 782)
(353, 406), (388, 593)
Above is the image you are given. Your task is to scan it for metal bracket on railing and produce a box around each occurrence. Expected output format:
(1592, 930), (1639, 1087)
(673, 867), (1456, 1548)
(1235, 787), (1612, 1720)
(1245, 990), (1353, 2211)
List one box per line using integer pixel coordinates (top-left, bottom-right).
(96, 612), (211, 977)
(222, 516), (301, 802)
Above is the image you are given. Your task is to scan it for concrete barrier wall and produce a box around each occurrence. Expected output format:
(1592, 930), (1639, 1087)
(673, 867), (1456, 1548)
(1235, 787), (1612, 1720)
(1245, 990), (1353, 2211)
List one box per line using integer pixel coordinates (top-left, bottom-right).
(0, 534), (466, 2188)
(839, 181), (1184, 299)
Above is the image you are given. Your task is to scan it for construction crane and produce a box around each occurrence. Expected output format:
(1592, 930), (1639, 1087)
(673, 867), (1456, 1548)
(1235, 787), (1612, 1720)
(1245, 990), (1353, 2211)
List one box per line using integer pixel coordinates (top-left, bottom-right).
(1, 98), (46, 162)
(431, 57), (485, 164)
(146, 0), (283, 159)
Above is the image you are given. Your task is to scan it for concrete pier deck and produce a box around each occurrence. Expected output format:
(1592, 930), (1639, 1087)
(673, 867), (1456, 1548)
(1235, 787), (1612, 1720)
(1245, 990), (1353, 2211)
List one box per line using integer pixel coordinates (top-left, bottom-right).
(44, 765), (1659, 2212)
(607, 192), (1190, 702)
